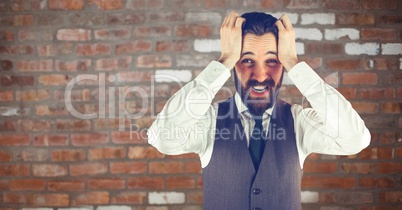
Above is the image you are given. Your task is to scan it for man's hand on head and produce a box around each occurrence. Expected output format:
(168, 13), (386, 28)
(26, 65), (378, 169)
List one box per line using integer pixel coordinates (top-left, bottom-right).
(219, 11), (246, 70)
(275, 14), (299, 72)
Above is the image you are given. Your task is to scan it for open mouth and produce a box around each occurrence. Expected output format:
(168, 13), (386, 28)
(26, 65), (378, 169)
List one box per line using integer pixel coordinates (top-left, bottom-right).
(251, 85), (268, 93)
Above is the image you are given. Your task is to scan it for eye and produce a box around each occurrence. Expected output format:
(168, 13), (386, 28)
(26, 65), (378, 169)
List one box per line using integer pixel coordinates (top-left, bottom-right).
(241, 59), (254, 67)
(266, 59), (279, 67)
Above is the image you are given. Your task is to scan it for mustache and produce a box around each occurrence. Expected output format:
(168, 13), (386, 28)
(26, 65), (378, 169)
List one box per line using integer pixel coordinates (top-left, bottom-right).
(245, 78), (275, 90)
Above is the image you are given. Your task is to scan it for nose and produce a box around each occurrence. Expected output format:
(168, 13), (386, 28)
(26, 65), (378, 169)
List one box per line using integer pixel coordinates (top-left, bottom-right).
(252, 63), (269, 83)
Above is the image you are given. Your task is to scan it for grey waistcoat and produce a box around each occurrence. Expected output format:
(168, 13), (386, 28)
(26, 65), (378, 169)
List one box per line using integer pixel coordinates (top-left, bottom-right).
(202, 97), (302, 210)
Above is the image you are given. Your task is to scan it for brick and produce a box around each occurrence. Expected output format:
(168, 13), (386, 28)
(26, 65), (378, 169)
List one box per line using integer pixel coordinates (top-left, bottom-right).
(0, 179), (9, 190)
(362, 0), (397, 9)
(126, 0), (164, 10)
(17, 59), (52, 72)
(351, 102), (379, 114)
(0, 75), (34, 87)
(325, 28), (360, 40)
(284, 0), (320, 9)
(185, 160), (202, 173)
(302, 176), (356, 189)
(155, 70), (192, 83)
(175, 24), (213, 37)
(380, 72), (402, 86)
(134, 26), (171, 37)
(382, 43), (402, 55)
(301, 13), (335, 25)
(345, 43), (379, 55)
(127, 177), (164, 189)
(380, 15), (402, 24)
(19, 119), (51, 132)
(89, 0), (124, 10)
(13, 148), (48, 161)
(359, 177), (394, 188)
(18, 29), (53, 41)
(303, 162), (338, 174)
(88, 178), (125, 189)
(54, 89), (90, 102)
(55, 59), (91, 72)
(166, 176), (195, 189)
(38, 74), (71, 86)
(0, 30), (14, 42)
(187, 191), (203, 204)
(73, 191), (110, 205)
(378, 191), (402, 203)
(0, 45), (35, 55)
(110, 161), (147, 174)
(0, 150), (12, 162)
(111, 192), (147, 204)
(10, 179), (46, 191)
(0, 90), (14, 102)
(0, 120), (16, 132)
(11, 0), (47, 11)
(322, 0), (359, 9)
(362, 28), (397, 41)
(342, 73), (377, 85)
(48, 0), (84, 10)
(3, 193), (34, 204)
(56, 119), (90, 131)
(0, 164), (30, 176)
(377, 162), (402, 174)
(381, 102), (401, 114)
(0, 15), (34, 26)
(33, 193), (70, 206)
(397, 147), (402, 158)
(0, 134), (30, 146)
(115, 41), (152, 54)
(57, 29), (91, 41)
(156, 40), (191, 52)
(37, 13), (64, 26)
(16, 90), (51, 102)
(363, 57), (399, 70)
(335, 192), (373, 204)
(71, 133), (108, 146)
(341, 163), (374, 174)
(149, 12), (185, 22)
(115, 71), (153, 84)
(35, 104), (69, 116)
(205, 0), (226, 8)
(306, 43), (343, 55)
(37, 44), (74, 56)
(32, 164), (67, 177)
(95, 29), (130, 40)
(89, 147), (125, 160)
(194, 39), (221, 52)
(260, 0), (282, 8)
(106, 13), (146, 25)
(294, 28), (323, 40)
(327, 59), (360, 71)
(128, 146), (165, 159)
(357, 88), (395, 99)
(149, 161), (184, 174)
(0, 60), (13, 71)
(52, 149), (86, 161)
(148, 192), (185, 205)
(76, 43), (111, 56)
(70, 163), (107, 176)
(338, 13), (375, 25)
(136, 55), (172, 68)
(95, 56), (132, 71)
(48, 180), (85, 191)
(97, 206), (132, 210)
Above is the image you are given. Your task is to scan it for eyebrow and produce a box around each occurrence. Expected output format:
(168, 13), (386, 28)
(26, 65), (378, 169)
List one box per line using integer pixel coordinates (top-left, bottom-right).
(241, 51), (278, 57)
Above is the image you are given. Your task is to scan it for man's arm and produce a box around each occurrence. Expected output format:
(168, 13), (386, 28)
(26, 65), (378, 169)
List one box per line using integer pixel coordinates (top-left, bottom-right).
(147, 12), (245, 157)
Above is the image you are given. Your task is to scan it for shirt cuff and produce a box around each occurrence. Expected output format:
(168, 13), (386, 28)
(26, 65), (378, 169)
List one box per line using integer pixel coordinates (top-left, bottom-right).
(287, 61), (323, 95)
(195, 61), (231, 91)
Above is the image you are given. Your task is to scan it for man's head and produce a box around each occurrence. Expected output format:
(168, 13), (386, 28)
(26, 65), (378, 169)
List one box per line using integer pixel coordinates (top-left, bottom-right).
(233, 12), (284, 116)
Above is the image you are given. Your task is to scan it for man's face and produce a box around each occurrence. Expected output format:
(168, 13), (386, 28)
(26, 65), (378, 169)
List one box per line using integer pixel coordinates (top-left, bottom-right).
(234, 32), (283, 116)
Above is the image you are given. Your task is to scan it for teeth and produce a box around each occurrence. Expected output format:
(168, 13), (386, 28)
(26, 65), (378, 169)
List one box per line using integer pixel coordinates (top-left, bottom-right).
(252, 86), (267, 93)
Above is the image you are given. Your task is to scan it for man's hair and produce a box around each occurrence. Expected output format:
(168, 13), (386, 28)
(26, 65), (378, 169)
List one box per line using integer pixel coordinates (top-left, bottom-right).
(241, 12), (278, 39)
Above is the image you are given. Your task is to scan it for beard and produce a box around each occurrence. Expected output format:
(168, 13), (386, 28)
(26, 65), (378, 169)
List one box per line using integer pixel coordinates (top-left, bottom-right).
(233, 70), (283, 116)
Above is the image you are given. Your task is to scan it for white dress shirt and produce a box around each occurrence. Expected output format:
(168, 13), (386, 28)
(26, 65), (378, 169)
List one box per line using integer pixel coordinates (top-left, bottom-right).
(147, 61), (371, 168)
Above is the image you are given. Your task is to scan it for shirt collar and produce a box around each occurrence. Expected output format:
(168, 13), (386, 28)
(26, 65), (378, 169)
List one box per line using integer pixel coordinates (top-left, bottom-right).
(234, 92), (275, 120)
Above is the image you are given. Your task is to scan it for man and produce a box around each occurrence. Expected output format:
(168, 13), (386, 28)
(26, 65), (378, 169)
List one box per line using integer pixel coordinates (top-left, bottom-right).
(147, 11), (370, 210)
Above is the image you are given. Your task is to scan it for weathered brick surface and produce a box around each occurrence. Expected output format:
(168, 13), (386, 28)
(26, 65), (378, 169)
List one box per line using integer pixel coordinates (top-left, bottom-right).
(0, 0), (400, 209)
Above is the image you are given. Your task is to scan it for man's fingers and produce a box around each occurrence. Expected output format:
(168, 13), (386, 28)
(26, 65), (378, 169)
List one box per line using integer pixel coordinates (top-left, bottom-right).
(228, 12), (240, 27)
(278, 14), (292, 30)
(235, 17), (246, 29)
(275, 18), (285, 31)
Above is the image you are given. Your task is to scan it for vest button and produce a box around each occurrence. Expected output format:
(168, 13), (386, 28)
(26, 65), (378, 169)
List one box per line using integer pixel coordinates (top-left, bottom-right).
(252, 188), (261, 194)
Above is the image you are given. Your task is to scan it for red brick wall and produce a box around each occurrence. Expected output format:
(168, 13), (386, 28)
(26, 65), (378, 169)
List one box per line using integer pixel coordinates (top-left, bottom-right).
(0, 0), (401, 209)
